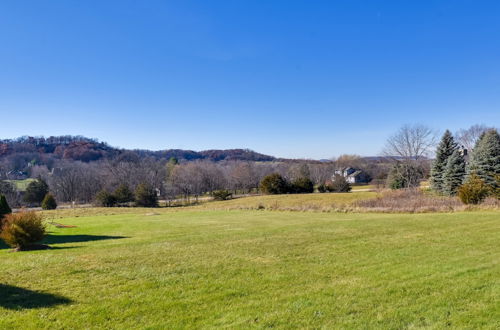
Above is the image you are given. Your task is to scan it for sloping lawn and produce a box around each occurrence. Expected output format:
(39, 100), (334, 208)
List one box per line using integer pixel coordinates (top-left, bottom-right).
(5, 179), (36, 191)
(194, 191), (378, 211)
(0, 210), (499, 329)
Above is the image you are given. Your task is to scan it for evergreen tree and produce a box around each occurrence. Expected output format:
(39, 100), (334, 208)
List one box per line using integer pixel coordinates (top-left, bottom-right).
(0, 194), (12, 221)
(135, 183), (159, 207)
(430, 130), (458, 193)
(259, 174), (289, 194)
(95, 190), (117, 207)
(290, 177), (314, 193)
(23, 178), (49, 206)
(467, 129), (500, 191)
(41, 193), (58, 210)
(442, 149), (466, 196)
(114, 184), (135, 203)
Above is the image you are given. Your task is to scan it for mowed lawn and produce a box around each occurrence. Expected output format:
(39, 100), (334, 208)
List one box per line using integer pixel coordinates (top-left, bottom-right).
(1, 209), (499, 329)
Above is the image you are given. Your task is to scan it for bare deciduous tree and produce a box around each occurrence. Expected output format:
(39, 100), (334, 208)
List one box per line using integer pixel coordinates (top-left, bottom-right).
(383, 124), (437, 160)
(455, 124), (494, 152)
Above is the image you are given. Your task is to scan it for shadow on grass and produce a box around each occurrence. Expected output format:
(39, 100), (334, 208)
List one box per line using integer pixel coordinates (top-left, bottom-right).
(43, 234), (127, 245)
(0, 284), (71, 310)
(0, 235), (127, 250)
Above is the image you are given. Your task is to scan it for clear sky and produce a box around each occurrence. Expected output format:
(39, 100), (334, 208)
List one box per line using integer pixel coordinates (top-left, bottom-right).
(1, 1), (499, 159)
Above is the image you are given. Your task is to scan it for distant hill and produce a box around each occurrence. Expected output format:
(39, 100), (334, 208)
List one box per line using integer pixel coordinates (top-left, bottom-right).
(0, 136), (276, 163)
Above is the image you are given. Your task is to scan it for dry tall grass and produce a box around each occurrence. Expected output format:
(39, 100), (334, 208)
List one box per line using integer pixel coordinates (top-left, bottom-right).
(355, 189), (500, 213)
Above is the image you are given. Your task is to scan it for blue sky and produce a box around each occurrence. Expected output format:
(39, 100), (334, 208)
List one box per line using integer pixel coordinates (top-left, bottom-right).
(1, 1), (499, 159)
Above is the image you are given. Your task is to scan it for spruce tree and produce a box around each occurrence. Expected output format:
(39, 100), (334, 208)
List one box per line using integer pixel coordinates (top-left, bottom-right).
(430, 130), (457, 193)
(41, 193), (58, 210)
(23, 178), (49, 206)
(0, 194), (12, 221)
(467, 129), (500, 191)
(114, 184), (135, 204)
(442, 149), (466, 196)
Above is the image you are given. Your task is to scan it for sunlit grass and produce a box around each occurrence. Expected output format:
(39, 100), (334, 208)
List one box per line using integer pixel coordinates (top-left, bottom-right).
(5, 178), (36, 191)
(1, 209), (499, 328)
(193, 191), (378, 211)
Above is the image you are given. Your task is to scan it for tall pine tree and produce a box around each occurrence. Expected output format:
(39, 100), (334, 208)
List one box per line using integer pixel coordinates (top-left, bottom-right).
(430, 130), (457, 193)
(0, 194), (12, 221)
(442, 149), (466, 196)
(467, 129), (500, 191)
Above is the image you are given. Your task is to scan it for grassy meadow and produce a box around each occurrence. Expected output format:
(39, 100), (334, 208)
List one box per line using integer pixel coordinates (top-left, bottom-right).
(193, 191), (378, 211)
(5, 178), (36, 191)
(1, 204), (499, 329)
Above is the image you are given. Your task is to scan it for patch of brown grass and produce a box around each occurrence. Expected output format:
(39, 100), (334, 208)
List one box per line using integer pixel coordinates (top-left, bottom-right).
(354, 189), (499, 213)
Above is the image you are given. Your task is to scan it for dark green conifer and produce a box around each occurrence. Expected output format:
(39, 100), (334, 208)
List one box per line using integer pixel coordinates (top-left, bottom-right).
(430, 130), (457, 193)
(467, 129), (500, 191)
(443, 149), (466, 196)
(0, 194), (12, 222)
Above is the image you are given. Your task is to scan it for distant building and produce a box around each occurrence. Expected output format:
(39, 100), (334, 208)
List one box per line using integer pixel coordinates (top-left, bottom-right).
(458, 145), (470, 162)
(6, 170), (28, 180)
(333, 167), (370, 184)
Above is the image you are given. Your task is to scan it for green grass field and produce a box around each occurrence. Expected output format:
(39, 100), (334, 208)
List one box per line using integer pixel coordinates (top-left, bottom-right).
(5, 178), (36, 191)
(194, 191), (378, 211)
(1, 208), (499, 329)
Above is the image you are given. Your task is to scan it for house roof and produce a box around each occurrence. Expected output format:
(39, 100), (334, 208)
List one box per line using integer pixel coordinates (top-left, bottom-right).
(347, 170), (363, 178)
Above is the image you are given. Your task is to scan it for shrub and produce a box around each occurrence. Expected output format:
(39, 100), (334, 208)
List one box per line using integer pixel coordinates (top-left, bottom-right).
(0, 211), (45, 250)
(41, 193), (57, 210)
(212, 190), (232, 201)
(317, 183), (328, 193)
(114, 184), (135, 204)
(458, 174), (491, 205)
(259, 174), (289, 194)
(330, 175), (352, 192)
(290, 177), (314, 194)
(23, 178), (49, 206)
(386, 162), (424, 189)
(95, 190), (117, 207)
(0, 194), (12, 222)
(135, 183), (159, 207)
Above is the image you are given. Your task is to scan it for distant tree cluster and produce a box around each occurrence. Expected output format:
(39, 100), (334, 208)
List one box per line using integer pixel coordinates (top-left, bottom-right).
(259, 173), (324, 195)
(429, 127), (499, 204)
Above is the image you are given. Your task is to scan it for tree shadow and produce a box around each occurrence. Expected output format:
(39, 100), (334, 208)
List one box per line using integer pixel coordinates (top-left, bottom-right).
(0, 284), (71, 310)
(0, 235), (127, 250)
(43, 234), (127, 245)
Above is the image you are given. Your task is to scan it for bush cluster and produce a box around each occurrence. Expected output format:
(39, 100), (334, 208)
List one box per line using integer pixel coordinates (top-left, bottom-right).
(318, 176), (352, 193)
(0, 211), (46, 250)
(95, 184), (136, 207)
(41, 193), (57, 210)
(23, 178), (49, 206)
(458, 174), (491, 205)
(386, 162), (424, 189)
(259, 174), (316, 195)
(135, 183), (159, 207)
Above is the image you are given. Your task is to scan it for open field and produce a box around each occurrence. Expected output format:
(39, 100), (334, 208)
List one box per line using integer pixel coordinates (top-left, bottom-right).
(5, 179), (36, 191)
(1, 208), (499, 329)
(193, 191), (378, 211)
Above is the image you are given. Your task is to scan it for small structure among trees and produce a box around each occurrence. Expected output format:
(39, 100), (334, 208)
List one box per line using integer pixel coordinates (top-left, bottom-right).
(333, 167), (370, 184)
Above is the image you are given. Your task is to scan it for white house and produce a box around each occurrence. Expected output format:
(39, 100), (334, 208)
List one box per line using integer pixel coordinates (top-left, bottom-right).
(333, 167), (370, 184)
